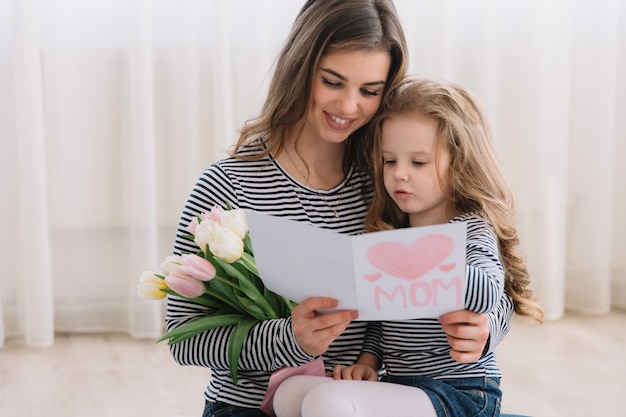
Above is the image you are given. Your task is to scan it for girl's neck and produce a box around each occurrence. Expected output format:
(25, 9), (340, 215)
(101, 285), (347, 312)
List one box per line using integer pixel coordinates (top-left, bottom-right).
(408, 207), (460, 228)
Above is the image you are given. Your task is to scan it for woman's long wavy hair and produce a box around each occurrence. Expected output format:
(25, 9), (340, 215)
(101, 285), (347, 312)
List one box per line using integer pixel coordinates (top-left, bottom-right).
(365, 76), (544, 322)
(232, 0), (408, 174)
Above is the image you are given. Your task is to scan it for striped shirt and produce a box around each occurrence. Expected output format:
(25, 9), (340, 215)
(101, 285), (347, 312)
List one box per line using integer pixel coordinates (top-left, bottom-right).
(166, 141), (372, 408)
(362, 214), (508, 379)
(165, 141), (514, 407)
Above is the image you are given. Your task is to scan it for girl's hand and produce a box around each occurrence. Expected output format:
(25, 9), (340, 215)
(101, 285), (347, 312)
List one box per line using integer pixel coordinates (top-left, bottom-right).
(291, 297), (358, 357)
(331, 363), (378, 381)
(439, 310), (490, 363)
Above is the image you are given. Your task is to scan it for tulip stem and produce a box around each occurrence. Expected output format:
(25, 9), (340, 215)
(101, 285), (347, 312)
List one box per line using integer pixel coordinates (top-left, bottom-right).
(220, 271), (277, 319)
(213, 274), (244, 293)
(240, 253), (259, 276)
(203, 286), (242, 312)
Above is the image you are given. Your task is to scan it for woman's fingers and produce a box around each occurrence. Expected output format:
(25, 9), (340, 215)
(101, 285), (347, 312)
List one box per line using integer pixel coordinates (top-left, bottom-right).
(292, 297), (359, 356)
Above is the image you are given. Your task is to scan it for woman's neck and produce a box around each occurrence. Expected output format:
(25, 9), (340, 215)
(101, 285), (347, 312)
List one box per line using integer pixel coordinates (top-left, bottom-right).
(278, 136), (346, 190)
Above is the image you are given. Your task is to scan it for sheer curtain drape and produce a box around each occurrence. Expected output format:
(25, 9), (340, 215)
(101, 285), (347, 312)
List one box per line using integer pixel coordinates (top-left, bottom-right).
(1, 0), (624, 347)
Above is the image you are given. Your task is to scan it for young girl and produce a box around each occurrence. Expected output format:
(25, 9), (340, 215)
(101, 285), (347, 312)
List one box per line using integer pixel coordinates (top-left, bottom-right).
(275, 76), (544, 417)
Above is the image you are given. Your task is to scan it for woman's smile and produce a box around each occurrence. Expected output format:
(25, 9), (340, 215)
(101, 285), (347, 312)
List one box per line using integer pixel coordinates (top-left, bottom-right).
(325, 111), (356, 130)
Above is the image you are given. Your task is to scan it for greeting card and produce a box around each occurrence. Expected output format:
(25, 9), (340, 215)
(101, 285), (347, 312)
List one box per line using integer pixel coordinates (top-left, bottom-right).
(245, 210), (467, 320)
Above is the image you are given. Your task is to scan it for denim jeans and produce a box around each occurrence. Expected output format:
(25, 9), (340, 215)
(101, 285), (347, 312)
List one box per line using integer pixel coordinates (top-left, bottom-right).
(381, 375), (502, 417)
(202, 401), (269, 417)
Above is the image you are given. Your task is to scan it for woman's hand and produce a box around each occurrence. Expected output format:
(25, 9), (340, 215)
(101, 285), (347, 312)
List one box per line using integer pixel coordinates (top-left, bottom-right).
(291, 297), (358, 357)
(438, 310), (490, 363)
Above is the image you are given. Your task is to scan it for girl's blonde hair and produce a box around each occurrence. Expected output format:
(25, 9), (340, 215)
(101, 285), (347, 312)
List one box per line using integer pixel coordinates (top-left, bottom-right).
(366, 76), (544, 322)
(232, 0), (408, 174)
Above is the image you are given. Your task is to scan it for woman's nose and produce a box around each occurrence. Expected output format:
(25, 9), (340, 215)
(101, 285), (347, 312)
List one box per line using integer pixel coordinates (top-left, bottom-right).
(336, 90), (358, 114)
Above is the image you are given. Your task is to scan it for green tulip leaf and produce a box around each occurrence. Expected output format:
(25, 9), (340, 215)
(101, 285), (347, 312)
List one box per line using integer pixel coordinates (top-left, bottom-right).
(227, 318), (257, 384)
(162, 289), (223, 309)
(235, 295), (270, 320)
(157, 313), (244, 344)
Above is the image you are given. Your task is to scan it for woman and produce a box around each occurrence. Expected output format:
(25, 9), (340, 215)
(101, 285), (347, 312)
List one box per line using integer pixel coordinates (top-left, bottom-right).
(165, 1), (513, 416)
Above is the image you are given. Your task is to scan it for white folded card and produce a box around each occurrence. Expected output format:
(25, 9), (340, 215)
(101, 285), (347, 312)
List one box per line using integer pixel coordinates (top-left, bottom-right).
(245, 210), (467, 320)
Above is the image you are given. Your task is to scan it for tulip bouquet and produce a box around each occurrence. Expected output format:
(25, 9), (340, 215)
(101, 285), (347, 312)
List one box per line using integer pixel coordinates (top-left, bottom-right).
(137, 205), (297, 383)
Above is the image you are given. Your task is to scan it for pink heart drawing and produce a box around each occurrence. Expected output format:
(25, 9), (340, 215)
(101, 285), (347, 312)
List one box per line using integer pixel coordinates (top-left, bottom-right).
(366, 234), (453, 281)
(439, 263), (456, 272)
(364, 273), (383, 282)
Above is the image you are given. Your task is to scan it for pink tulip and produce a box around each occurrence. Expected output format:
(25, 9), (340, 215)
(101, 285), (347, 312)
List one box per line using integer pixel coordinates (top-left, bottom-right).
(187, 211), (217, 235)
(179, 254), (216, 282)
(187, 217), (200, 235)
(165, 271), (205, 298)
(207, 206), (224, 222)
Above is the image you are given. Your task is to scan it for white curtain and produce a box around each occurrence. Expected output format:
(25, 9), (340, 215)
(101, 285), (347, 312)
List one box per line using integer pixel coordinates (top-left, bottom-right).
(1, 0), (624, 347)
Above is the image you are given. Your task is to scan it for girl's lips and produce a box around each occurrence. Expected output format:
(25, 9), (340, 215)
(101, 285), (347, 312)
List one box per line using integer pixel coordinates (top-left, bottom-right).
(324, 112), (356, 130)
(394, 190), (411, 199)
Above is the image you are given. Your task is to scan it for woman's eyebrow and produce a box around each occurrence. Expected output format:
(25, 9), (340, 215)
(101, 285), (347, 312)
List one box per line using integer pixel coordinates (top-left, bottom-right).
(320, 67), (386, 86)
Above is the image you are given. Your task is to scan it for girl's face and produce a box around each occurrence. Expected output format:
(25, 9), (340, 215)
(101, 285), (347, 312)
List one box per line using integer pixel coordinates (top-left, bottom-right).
(305, 50), (390, 145)
(381, 114), (453, 227)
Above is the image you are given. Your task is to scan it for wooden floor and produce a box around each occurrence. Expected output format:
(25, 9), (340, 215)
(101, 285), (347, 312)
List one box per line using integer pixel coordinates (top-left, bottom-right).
(498, 309), (626, 417)
(0, 309), (624, 417)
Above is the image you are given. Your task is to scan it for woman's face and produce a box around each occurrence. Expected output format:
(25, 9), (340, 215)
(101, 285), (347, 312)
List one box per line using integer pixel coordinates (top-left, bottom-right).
(304, 50), (391, 145)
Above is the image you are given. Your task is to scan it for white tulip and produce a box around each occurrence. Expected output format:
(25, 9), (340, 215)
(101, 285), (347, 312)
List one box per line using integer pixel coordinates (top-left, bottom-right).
(220, 209), (248, 240)
(209, 226), (244, 263)
(158, 254), (182, 275)
(137, 270), (168, 300)
(194, 219), (220, 252)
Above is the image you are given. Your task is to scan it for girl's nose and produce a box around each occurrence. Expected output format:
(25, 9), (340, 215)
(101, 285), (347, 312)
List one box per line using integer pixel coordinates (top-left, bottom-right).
(393, 164), (409, 181)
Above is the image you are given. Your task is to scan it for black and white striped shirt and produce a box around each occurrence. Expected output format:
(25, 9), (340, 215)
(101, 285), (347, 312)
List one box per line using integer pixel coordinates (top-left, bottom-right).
(166, 142), (372, 407)
(165, 141), (514, 407)
(362, 214), (507, 379)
